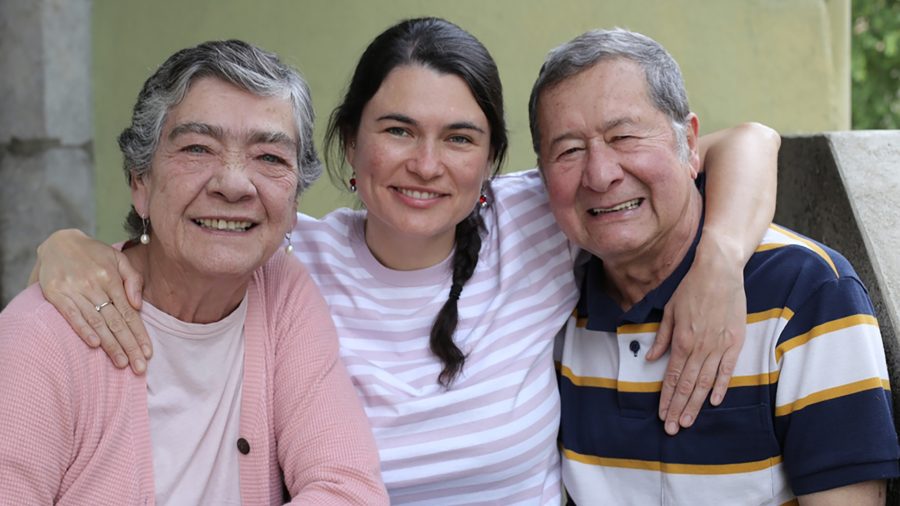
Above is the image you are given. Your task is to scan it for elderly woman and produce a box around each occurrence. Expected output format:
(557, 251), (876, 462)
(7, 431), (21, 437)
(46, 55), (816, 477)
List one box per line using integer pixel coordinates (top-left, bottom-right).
(0, 40), (387, 504)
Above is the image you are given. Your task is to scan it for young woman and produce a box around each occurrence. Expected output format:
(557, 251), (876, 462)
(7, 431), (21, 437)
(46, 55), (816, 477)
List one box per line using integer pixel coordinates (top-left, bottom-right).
(33, 18), (779, 505)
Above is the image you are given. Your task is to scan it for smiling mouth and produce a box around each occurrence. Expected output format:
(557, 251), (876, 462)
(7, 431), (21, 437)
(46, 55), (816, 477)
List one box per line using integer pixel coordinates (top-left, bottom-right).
(194, 218), (255, 232)
(587, 198), (643, 216)
(393, 187), (443, 200)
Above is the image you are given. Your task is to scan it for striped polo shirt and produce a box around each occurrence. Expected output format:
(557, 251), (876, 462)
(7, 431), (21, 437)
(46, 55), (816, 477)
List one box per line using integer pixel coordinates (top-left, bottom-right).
(557, 222), (900, 505)
(291, 169), (580, 505)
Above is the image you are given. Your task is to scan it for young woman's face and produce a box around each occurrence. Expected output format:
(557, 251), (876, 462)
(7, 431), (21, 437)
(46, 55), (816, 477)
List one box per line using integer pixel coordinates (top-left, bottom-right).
(347, 65), (492, 253)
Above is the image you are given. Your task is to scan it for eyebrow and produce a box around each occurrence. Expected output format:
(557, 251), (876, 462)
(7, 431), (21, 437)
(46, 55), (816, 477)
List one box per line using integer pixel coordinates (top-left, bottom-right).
(547, 117), (636, 149)
(169, 121), (296, 151)
(169, 122), (223, 141)
(377, 113), (486, 134)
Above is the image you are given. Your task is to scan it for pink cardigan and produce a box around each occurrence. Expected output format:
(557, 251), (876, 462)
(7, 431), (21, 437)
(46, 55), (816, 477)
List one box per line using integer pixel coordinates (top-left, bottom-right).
(0, 251), (388, 505)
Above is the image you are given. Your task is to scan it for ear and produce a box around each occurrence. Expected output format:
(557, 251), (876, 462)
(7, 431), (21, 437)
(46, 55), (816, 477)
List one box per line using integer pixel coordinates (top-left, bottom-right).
(685, 113), (701, 180)
(130, 170), (150, 218)
(345, 138), (357, 167)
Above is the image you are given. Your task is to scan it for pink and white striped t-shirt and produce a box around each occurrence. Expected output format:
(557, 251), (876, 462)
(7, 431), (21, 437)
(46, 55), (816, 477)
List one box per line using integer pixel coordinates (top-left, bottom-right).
(290, 169), (578, 505)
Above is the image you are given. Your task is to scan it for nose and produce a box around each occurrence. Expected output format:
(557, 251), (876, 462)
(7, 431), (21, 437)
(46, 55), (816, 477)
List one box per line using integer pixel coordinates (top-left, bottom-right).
(209, 154), (256, 202)
(581, 141), (623, 193)
(408, 140), (444, 180)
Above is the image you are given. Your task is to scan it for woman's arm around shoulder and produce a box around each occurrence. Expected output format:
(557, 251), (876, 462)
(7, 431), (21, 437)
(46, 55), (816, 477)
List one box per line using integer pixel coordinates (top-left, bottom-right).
(32, 228), (152, 374)
(651, 122), (780, 435)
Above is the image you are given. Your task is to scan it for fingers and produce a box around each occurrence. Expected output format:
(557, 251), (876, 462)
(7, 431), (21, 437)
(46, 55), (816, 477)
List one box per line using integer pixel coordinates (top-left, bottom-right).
(710, 346), (737, 406)
(117, 251), (145, 311)
(48, 291), (101, 348)
(102, 281), (149, 374)
(646, 309), (673, 361)
(73, 292), (148, 375)
(660, 339), (704, 436)
(657, 334), (687, 426)
(73, 292), (130, 369)
(667, 352), (720, 435)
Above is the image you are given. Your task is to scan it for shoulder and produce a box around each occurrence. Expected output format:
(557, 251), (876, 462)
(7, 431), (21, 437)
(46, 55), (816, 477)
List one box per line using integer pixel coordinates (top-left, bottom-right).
(749, 224), (862, 290)
(746, 224), (872, 316)
(254, 250), (318, 305)
(294, 209), (362, 236)
(291, 210), (364, 264)
(1, 285), (82, 359)
(0, 285), (106, 408)
(490, 168), (546, 205)
(251, 251), (336, 347)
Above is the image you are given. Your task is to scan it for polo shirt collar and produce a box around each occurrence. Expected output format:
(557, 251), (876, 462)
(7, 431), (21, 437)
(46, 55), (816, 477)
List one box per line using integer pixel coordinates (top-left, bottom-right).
(583, 211), (705, 332)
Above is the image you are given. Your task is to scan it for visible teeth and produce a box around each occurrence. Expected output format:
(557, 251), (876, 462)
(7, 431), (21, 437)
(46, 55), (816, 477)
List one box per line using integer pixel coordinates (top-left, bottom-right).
(588, 198), (642, 216)
(196, 218), (253, 231)
(398, 188), (440, 199)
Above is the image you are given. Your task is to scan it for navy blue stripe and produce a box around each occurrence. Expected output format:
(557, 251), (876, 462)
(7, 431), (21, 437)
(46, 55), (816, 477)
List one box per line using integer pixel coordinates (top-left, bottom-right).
(559, 374), (781, 465)
(776, 277), (876, 347)
(774, 387), (898, 492)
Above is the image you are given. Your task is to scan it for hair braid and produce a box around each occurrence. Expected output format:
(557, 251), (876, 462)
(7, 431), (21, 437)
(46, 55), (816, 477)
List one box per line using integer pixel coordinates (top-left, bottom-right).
(430, 209), (485, 387)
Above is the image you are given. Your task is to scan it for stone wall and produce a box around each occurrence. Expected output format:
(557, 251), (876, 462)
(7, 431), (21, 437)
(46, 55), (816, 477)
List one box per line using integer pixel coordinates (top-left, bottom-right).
(0, 0), (94, 305)
(777, 132), (900, 502)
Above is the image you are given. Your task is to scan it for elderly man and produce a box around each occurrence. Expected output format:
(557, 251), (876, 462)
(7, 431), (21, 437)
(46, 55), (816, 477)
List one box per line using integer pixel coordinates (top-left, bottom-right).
(529, 29), (900, 504)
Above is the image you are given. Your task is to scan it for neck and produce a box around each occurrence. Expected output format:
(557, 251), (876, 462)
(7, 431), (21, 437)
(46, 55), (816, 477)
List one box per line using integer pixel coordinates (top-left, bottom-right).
(363, 219), (455, 271)
(602, 193), (703, 310)
(123, 243), (250, 323)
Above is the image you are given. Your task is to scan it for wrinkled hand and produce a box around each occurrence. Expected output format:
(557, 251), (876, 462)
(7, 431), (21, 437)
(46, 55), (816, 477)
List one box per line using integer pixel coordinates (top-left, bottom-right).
(645, 242), (747, 436)
(34, 229), (151, 374)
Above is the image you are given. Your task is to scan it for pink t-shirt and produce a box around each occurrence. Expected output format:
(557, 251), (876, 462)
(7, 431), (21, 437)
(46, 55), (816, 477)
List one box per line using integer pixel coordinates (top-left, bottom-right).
(144, 296), (246, 505)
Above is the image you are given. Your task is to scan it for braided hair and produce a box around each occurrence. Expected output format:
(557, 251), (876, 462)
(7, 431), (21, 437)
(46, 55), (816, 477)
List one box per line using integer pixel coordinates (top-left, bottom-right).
(324, 18), (508, 387)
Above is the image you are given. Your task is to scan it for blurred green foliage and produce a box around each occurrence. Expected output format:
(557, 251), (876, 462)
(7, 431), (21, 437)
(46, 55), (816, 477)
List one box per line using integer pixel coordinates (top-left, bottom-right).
(852, 0), (900, 129)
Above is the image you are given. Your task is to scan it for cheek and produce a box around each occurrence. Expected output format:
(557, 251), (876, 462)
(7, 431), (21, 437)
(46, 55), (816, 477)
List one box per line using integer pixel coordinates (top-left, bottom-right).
(352, 141), (394, 180)
(544, 171), (579, 207)
(260, 178), (299, 218)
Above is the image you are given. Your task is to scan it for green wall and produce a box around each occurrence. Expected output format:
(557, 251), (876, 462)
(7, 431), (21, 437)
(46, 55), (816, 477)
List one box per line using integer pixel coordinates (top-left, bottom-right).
(93, 0), (849, 242)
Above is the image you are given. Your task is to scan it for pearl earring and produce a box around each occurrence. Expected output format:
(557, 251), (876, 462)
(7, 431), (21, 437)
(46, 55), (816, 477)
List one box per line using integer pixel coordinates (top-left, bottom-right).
(140, 216), (150, 245)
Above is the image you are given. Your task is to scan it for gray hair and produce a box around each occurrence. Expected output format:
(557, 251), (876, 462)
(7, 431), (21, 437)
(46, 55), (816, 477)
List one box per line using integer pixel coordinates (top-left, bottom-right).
(119, 39), (321, 238)
(528, 28), (691, 160)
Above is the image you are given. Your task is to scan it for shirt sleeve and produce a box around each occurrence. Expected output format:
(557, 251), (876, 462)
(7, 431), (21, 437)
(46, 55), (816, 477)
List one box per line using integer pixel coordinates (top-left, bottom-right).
(267, 256), (389, 505)
(774, 275), (900, 494)
(0, 288), (74, 502)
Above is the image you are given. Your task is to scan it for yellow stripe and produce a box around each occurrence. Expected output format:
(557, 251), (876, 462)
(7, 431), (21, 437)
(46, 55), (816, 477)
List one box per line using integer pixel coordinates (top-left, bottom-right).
(774, 377), (890, 417)
(561, 364), (779, 390)
(562, 447), (782, 475)
(728, 370), (780, 387)
(755, 242), (782, 253)
(780, 500), (800, 506)
(559, 365), (618, 389)
(618, 322), (660, 334)
(579, 307), (794, 330)
(767, 224), (838, 276)
(775, 314), (878, 361)
(747, 307), (794, 324)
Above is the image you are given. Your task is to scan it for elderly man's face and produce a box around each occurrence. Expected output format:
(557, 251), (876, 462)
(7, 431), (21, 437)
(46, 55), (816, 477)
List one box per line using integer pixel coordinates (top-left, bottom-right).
(537, 58), (700, 264)
(131, 77), (300, 281)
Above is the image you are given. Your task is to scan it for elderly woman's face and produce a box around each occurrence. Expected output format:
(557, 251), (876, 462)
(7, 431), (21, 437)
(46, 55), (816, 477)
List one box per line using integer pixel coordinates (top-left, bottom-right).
(131, 77), (299, 280)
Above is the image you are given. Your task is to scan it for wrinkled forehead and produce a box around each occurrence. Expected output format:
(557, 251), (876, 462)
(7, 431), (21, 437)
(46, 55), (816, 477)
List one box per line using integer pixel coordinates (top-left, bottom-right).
(537, 60), (656, 136)
(164, 77), (299, 144)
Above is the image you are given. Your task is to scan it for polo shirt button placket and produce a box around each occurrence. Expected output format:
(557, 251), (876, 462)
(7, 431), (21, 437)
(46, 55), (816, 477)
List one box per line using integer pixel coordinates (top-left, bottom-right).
(629, 340), (640, 357)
